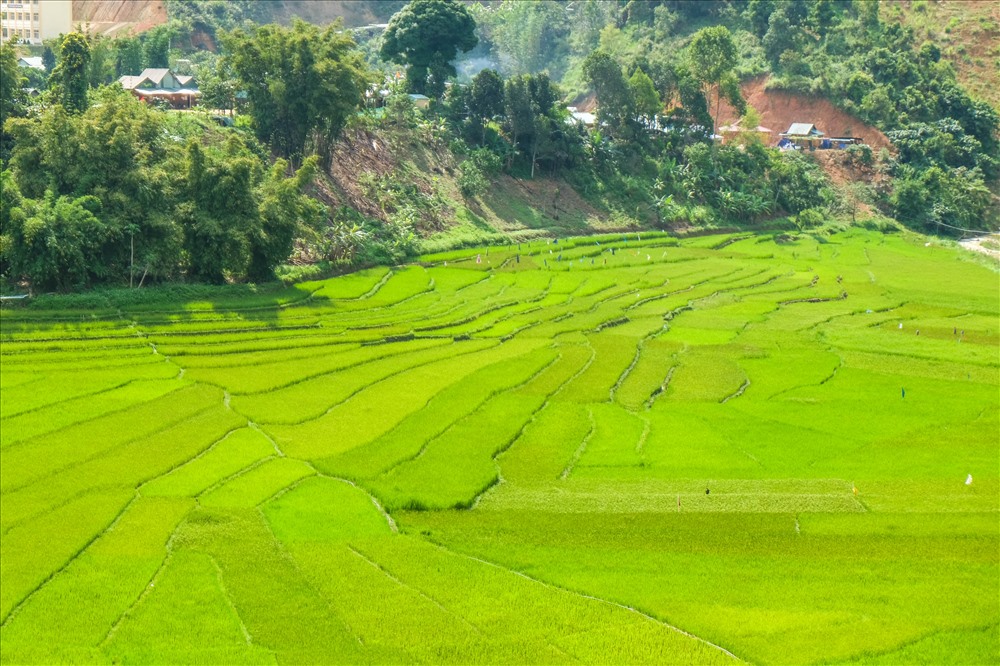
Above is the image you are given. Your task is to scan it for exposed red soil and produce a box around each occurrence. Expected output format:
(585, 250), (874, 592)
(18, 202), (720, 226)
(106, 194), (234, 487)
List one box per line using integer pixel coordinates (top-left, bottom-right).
(717, 76), (891, 151)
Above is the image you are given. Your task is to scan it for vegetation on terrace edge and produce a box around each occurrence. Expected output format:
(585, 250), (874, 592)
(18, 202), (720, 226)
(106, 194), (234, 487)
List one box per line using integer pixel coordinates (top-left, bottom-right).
(1, 0), (997, 293)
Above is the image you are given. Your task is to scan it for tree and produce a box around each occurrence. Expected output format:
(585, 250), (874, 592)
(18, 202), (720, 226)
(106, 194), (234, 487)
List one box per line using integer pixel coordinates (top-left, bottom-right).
(179, 139), (258, 283)
(629, 68), (661, 123)
(115, 35), (144, 76)
(50, 32), (91, 114)
(197, 59), (238, 114)
(488, 0), (570, 77)
(762, 6), (795, 68)
(843, 181), (874, 224)
(809, 0), (836, 36)
(468, 68), (505, 144)
(688, 26), (738, 137)
(41, 44), (57, 73)
(2, 189), (109, 291)
(380, 0), (477, 99)
(745, 0), (775, 38)
(0, 42), (24, 130)
(583, 51), (635, 139)
(223, 19), (369, 166)
(87, 33), (116, 87)
(503, 75), (534, 164)
(143, 25), (171, 69)
(252, 156), (324, 280)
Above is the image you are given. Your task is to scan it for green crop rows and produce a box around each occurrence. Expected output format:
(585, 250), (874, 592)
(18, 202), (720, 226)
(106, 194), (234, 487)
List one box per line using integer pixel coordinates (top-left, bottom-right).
(1, 230), (997, 664)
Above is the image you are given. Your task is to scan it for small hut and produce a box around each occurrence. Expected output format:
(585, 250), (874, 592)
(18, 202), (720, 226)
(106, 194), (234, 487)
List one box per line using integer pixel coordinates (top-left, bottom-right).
(719, 121), (773, 144)
(779, 123), (824, 150)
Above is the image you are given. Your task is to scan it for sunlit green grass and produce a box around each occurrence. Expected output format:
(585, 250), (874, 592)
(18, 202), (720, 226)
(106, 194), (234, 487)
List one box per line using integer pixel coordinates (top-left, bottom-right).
(1, 229), (996, 664)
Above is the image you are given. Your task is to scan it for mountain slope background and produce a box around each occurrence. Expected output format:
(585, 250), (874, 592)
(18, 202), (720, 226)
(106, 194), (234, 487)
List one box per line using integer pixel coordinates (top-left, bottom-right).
(883, 0), (1000, 111)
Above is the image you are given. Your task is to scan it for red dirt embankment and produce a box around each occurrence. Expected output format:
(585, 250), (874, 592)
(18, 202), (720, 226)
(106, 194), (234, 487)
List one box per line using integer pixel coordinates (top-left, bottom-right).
(719, 76), (891, 151)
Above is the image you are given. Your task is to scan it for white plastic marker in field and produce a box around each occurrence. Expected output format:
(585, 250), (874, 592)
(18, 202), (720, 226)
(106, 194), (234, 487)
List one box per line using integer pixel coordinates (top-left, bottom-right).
(966, 474), (973, 486)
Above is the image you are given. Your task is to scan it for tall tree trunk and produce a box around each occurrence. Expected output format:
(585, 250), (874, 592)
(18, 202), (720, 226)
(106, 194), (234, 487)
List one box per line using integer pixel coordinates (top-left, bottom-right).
(714, 85), (722, 140)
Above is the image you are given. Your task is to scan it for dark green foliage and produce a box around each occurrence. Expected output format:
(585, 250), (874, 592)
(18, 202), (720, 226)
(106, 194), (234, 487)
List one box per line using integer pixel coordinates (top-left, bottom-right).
(888, 120), (995, 174)
(583, 51), (636, 139)
(468, 69), (504, 129)
(87, 34), (117, 88)
(0, 42), (24, 131)
(762, 6), (796, 68)
(501, 73), (575, 178)
(745, 0), (775, 38)
(688, 26), (740, 135)
(254, 157), (324, 281)
(675, 142), (826, 222)
(1, 189), (110, 292)
(629, 69), (661, 121)
(50, 33), (91, 114)
(114, 37), (145, 77)
(41, 45), (57, 74)
(223, 19), (368, 166)
(1, 89), (325, 289)
(143, 25), (172, 69)
(890, 165), (992, 235)
(380, 0), (477, 98)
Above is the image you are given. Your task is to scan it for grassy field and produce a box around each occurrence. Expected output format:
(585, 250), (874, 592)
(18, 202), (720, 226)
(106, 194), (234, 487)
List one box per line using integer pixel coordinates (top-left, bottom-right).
(1, 229), (997, 664)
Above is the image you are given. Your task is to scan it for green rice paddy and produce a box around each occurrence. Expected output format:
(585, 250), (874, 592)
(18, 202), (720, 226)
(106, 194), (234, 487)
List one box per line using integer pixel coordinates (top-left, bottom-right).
(1, 229), (997, 664)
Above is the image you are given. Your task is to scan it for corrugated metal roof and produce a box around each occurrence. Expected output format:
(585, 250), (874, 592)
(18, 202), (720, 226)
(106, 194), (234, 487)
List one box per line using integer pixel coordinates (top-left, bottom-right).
(783, 123), (823, 136)
(118, 75), (149, 90)
(18, 57), (45, 70)
(140, 68), (172, 84)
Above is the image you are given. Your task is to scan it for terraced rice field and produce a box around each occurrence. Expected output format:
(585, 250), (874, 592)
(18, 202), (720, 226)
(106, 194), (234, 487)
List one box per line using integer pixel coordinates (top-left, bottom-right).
(1, 229), (997, 664)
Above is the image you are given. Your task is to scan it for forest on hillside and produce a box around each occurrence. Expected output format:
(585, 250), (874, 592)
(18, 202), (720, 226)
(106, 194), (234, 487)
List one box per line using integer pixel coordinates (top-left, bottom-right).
(1, 0), (997, 292)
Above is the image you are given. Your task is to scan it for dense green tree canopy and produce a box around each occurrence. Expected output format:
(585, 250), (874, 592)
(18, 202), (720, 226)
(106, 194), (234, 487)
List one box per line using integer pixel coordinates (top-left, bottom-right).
(50, 33), (91, 114)
(380, 0), (477, 98)
(688, 25), (739, 135)
(0, 43), (24, 131)
(223, 19), (369, 166)
(583, 51), (635, 139)
(629, 68), (661, 121)
(1, 88), (325, 290)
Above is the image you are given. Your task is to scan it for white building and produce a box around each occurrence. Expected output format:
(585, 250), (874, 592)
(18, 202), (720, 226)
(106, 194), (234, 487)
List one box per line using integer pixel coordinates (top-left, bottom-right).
(1, 0), (72, 46)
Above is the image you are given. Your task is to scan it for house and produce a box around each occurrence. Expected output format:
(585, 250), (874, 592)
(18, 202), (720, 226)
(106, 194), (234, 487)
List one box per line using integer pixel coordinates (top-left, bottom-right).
(17, 56), (44, 71)
(566, 107), (596, 127)
(779, 122), (825, 150)
(407, 93), (430, 109)
(118, 68), (200, 109)
(719, 121), (773, 144)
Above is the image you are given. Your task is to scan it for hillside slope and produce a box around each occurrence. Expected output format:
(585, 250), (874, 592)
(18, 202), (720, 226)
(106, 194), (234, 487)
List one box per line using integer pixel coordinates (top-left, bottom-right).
(72, 0), (401, 35)
(73, 0), (167, 36)
(884, 0), (1000, 111)
(310, 125), (613, 254)
(718, 77), (891, 151)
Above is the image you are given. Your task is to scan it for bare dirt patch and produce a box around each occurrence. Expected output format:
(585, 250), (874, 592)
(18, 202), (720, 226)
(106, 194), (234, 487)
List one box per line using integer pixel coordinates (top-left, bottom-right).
(718, 76), (891, 152)
(74, 0), (168, 36)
